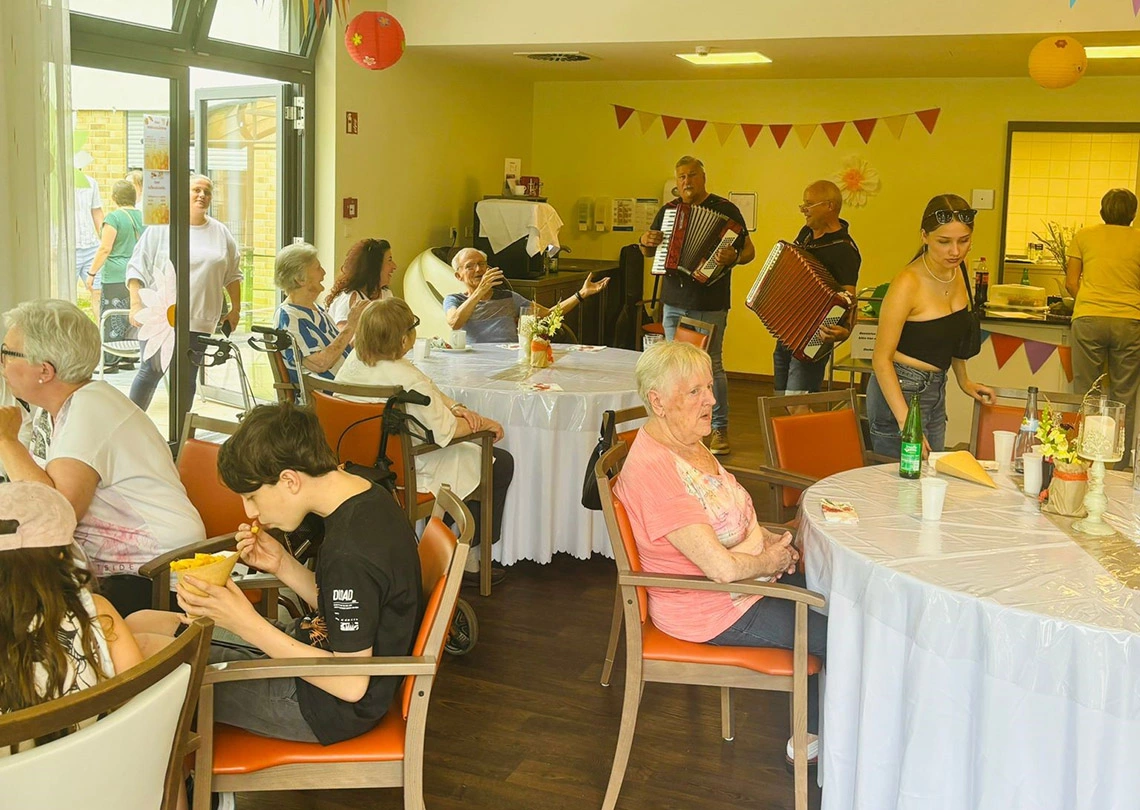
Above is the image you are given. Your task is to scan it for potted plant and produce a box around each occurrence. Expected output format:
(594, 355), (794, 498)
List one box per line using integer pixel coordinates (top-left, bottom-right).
(1031, 220), (1080, 269)
(529, 304), (563, 368)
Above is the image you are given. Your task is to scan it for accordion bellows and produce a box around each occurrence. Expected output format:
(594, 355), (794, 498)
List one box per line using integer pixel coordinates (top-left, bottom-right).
(652, 202), (743, 285)
(746, 241), (854, 362)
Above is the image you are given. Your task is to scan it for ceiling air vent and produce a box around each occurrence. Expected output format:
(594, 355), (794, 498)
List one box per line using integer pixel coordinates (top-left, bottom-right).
(515, 51), (592, 63)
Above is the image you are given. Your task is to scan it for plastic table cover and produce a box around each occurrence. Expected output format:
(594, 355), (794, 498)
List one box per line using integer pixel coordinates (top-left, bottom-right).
(801, 464), (1140, 810)
(413, 343), (642, 565)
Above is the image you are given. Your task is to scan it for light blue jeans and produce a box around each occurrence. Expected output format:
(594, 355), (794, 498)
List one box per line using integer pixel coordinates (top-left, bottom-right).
(866, 362), (948, 458)
(662, 305), (729, 430)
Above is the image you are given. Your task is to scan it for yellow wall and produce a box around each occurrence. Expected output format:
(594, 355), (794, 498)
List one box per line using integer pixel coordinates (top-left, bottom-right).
(531, 76), (1140, 375)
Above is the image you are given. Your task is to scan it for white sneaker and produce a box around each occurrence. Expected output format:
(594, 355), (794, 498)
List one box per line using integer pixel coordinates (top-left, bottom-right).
(214, 792), (236, 810)
(785, 733), (819, 763)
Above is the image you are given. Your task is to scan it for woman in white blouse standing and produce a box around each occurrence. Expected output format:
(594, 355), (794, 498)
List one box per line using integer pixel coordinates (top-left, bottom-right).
(125, 173), (242, 410)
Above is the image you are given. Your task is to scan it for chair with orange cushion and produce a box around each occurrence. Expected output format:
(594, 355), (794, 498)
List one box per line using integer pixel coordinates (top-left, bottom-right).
(674, 316), (715, 351)
(967, 386), (1082, 461)
(595, 442), (824, 810)
(301, 375), (498, 596)
(189, 485), (472, 810)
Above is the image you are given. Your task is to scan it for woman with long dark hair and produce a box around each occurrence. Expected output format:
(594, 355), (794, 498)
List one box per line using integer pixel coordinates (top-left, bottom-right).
(325, 238), (396, 330)
(868, 194), (994, 457)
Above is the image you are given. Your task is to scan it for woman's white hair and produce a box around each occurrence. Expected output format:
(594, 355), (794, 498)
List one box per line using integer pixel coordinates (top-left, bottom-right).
(274, 242), (320, 293)
(635, 340), (712, 410)
(4, 300), (100, 384)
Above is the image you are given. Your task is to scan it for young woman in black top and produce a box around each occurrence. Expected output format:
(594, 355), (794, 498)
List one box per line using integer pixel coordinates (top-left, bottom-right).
(868, 194), (995, 458)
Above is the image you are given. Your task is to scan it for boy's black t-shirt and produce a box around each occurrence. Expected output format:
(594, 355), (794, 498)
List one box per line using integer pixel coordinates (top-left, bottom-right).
(290, 484), (423, 745)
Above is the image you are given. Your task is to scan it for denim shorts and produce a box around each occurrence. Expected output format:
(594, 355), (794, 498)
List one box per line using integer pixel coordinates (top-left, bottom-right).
(866, 362), (948, 458)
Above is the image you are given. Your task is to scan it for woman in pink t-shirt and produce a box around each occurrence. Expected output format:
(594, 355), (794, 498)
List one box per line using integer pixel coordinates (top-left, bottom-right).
(613, 340), (828, 763)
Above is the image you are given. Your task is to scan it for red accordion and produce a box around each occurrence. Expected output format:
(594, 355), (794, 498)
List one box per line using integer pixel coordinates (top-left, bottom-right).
(651, 202), (743, 285)
(745, 241), (854, 362)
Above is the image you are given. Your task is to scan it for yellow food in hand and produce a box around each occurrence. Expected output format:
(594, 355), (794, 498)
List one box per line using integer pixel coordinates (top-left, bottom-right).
(171, 553), (227, 571)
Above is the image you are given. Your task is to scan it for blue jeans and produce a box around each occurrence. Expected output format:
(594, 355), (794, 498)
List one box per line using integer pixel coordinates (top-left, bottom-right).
(129, 331), (208, 411)
(773, 341), (828, 395)
(710, 571), (828, 733)
(76, 245), (100, 290)
(866, 362), (948, 458)
(662, 305), (729, 430)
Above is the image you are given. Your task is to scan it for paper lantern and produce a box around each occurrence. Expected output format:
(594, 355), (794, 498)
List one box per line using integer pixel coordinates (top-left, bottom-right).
(1028, 35), (1087, 89)
(345, 12), (405, 70)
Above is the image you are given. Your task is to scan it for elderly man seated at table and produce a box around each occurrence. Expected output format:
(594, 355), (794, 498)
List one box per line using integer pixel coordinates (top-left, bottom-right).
(613, 340), (828, 764)
(274, 242), (367, 383)
(0, 299), (206, 616)
(336, 298), (513, 585)
(443, 247), (609, 343)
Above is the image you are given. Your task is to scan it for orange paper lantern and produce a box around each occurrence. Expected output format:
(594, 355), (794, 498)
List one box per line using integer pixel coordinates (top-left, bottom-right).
(345, 11), (405, 71)
(1028, 35), (1087, 89)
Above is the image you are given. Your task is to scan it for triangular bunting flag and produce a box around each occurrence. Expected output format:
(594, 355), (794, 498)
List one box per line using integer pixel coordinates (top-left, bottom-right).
(990, 333), (1022, 370)
(713, 122), (735, 146)
(613, 105), (635, 129)
(661, 115), (683, 139)
(915, 108), (941, 134)
(853, 118), (878, 143)
(821, 121), (846, 146)
(740, 123), (764, 147)
(637, 110), (659, 135)
(685, 119), (708, 142)
(1070, 0), (1076, 6)
(769, 124), (792, 148)
(980, 329), (991, 345)
(883, 114), (908, 139)
(794, 123), (817, 147)
(1134, 0), (1139, 15)
(1023, 340), (1056, 375)
(1057, 345), (1074, 383)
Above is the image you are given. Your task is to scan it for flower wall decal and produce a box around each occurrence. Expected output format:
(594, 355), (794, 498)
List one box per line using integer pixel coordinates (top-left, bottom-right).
(833, 156), (881, 208)
(135, 260), (178, 372)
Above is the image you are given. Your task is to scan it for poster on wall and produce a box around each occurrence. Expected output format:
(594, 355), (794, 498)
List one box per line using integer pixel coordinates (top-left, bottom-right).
(611, 197), (635, 232)
(144, 170), (170, 225)
(729, 192), (757, 231)
(634, 198), (659, 232)
(142, 114), (171, 226)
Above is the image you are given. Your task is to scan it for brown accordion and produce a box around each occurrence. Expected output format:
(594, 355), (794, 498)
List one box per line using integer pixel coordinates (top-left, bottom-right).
(651, 202), (743, 285)
(745, 241), (854, 362)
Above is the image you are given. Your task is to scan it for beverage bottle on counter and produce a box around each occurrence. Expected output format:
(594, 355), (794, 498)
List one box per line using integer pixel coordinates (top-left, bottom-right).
(899, 394), (923, 480)
(973, 257), (989, 314)
(1013, 386), (1040, 474)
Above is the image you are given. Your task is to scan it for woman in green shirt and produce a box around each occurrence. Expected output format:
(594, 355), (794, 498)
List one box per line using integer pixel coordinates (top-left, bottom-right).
(87, 179), (144, 372)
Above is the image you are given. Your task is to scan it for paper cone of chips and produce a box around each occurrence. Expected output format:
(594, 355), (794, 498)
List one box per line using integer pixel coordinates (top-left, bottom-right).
(171, 551), (240, 596)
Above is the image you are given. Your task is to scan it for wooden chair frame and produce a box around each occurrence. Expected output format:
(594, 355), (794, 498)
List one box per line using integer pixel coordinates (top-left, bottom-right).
(301, 374), (498, 597)
(965, 386), (1084, 457)
(191, 487), (472, 810)
(595, 443), (824, 810)
(0, 618), (213, 810)
(675, 316), (716, 351)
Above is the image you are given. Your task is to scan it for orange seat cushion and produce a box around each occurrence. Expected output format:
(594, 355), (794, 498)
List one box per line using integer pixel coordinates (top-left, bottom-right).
(771, 409), (865, 508)
(211, 706), (406, 774)
(643, 323), (665, 335)
(642, 620), (822, 677)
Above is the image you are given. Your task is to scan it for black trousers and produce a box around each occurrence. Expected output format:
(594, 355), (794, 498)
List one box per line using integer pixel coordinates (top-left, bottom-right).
(465, 447), (514, 549)
(99, 573), (155, 617)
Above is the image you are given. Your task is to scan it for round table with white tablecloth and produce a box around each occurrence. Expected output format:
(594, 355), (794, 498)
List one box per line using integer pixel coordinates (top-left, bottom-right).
(412, 342), (642, 565)
(800, 464), (1140, 810)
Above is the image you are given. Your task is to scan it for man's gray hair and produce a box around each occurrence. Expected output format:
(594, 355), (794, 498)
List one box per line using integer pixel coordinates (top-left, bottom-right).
(451, 247), (487, 272)
(635, 340), (712, 411)
(274, 242), (320, 292)
(675, 155), (704, 172)
(4, 300), (100, 384)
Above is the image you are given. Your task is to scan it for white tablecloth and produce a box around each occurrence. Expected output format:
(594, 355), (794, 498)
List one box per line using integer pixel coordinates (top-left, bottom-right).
(413, 343), (642, 565)
(801, 465), (1140, 810)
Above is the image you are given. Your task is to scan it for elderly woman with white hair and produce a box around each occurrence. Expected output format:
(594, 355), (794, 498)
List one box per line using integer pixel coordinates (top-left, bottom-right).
(613, 340), (828, 765)
(274, 242), (366, 383)
(0, 300), (206, 616)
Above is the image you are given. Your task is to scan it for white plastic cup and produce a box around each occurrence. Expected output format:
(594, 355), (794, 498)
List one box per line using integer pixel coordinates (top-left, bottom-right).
(642, 333), (664, 352)
(413, 338), (428, 363)
(450, 329), (467, 350)
(992, 430), (1016, 470)
(920, 477), (948, 521)
(1022, 452), (1043, 496)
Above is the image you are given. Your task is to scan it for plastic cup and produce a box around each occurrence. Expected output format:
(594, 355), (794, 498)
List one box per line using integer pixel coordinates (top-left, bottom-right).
(920, 477), (948, 521)
(450, 329), (467, 350)
(992, 430), (1016, 470)
(413, 338), (428, 363)
(1022, 452), (1043, 496)
(642, 333), (664, 352)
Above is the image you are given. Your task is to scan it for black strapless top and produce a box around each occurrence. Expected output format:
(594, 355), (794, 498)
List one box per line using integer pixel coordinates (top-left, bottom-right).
(894, 307), (971, 371)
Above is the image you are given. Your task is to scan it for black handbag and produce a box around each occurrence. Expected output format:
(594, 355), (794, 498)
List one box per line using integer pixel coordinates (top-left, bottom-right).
(957, 263), (983, 360)
(581, 410), (617, 511)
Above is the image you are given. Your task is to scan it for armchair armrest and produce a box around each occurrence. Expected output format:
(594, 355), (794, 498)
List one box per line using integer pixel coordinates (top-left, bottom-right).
(618, 571), (825, 608)
(724, 464), (818, 491)
(202, 655), (437, 683)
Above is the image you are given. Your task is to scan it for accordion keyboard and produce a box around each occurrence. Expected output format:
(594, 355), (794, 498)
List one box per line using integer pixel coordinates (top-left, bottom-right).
(651, 208), (677, 276)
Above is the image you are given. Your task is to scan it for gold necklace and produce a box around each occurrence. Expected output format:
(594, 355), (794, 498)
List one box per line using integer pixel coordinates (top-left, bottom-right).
(921, 250), (955, 296)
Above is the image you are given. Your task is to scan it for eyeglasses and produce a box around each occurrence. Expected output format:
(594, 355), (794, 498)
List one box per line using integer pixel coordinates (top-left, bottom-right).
(798, 200), (829, 212)
(406, 316), (420, 334)
(462, 261), (489, 271)
(926, 208), (977, 227)
(0, 344), (26, 365)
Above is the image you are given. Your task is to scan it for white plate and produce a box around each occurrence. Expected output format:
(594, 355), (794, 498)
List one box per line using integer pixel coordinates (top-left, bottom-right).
(433, 345), (472, 353)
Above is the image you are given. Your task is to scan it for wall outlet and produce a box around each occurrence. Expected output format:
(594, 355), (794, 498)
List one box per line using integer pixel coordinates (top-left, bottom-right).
(464, 226), (473, 238)
(449, 226), (458, 243)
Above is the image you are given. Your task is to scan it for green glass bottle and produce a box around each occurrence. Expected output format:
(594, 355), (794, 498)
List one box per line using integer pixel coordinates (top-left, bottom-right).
(899, 394), (923, 479)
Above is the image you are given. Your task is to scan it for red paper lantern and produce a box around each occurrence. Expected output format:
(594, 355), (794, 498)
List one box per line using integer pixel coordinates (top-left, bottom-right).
(345, 12), (405, 71)
(1028, 35), (1087, 89)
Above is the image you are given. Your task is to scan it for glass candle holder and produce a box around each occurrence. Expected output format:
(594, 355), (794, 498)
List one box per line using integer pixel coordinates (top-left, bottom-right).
(1073, 397), (1126, 536)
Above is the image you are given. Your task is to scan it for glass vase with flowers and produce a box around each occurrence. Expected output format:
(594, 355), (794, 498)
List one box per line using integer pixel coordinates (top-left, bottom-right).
(529, 304), (563, 368)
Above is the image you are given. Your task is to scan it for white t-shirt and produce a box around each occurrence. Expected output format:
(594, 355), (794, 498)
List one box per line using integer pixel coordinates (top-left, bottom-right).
(125, 218), (242, 333)
(29, 382), (206, 577)
(328, 287), (393, 327)
(75, 176), (104, 250)
(334, 353), (481, 500)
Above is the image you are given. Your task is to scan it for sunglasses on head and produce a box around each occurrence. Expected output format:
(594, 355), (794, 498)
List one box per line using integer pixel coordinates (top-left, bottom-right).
(927, 208), (977, 227)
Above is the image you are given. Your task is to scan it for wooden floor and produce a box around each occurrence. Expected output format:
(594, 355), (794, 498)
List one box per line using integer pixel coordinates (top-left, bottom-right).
(238, 379), (823, 810)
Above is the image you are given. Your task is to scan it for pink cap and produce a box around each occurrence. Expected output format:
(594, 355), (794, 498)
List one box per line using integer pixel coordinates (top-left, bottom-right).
(0, 482), (77, 551)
